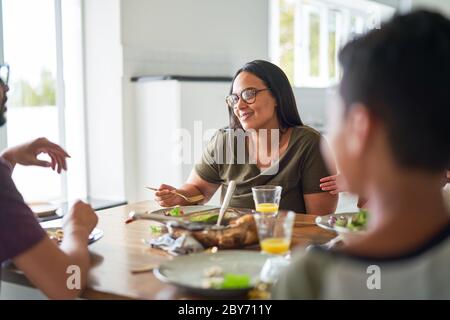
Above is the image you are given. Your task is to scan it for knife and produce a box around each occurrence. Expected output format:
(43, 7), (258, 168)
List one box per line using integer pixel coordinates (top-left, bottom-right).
(216, 180), (236, 227)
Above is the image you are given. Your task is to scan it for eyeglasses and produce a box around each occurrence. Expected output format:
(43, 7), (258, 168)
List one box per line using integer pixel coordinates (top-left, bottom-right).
(226, 87), (270, 108)
(0, 64), (9, 86)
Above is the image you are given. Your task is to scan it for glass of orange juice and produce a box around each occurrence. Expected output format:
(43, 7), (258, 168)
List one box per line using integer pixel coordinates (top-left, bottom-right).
(252, 185), (282, 216)
(253, 211), (295, 256)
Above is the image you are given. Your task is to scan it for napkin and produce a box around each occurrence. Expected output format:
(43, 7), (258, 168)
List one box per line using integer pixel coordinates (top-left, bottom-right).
(145, 233), (204, 256)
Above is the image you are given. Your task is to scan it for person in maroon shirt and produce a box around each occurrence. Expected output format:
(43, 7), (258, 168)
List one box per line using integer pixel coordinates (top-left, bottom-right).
(0, 64), (98, 299)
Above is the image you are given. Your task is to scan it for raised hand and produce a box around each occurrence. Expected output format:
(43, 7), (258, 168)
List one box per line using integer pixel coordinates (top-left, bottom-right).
(1, 137), (70, 173)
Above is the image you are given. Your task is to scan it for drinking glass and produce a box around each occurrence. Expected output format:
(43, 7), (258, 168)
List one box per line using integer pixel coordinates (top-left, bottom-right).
(251, 185), (282, 215)
(253, 211), (295, 256)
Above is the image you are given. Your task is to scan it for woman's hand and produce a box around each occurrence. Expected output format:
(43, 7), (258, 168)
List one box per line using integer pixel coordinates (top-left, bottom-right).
(154, 184), (184, 207)
(319, 174), (348, 195)
(1, 137), (70, 173)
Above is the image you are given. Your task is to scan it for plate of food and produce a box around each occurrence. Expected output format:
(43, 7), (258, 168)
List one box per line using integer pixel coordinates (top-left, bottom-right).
(130, 205), (245, 225)
(5, 227), (104, 274)
(128, 206), (258, 249)
(154, 250), (270, 297)
(45, 227), (104, 245)
(28, 202), (60, 218)
(315, 209), (369, 235)
(150, 205), (221, 218)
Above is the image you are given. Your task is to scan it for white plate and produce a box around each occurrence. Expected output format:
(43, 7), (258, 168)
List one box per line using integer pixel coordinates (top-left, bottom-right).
(154, 250), (270, 297)
(28, 202), (60, 218)
(315, 212), (365, 234)
(150, 205), (220, 216)
(6, 228), (104, 274)
(45, 227), (104, 244)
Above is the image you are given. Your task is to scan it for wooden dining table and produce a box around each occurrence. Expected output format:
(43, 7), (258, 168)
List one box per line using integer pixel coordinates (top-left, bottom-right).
(2, 201), (337, 300)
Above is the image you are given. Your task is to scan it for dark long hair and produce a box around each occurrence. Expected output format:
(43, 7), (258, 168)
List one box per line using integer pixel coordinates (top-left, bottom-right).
(228, 60), (303, 130)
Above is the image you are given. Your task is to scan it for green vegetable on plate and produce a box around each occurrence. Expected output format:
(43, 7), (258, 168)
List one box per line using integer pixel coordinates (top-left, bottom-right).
(213, 273), (251, 289)
(149, 225), (163, 235)
(189, 212), (219, 223)
(168, 207), (183, 216)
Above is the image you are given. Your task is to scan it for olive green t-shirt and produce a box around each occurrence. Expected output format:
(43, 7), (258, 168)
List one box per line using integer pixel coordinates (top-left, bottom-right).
(194, 126), (331, 213)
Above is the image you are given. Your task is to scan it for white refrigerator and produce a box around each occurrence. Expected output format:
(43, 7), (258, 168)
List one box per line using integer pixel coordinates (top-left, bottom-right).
(133, 76), (232, 204)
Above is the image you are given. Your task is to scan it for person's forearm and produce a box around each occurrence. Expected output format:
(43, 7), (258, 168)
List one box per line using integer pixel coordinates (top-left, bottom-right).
(178, 183), (209, 204)
(61, 226), (91, 267)
(305, 193), (338, 215)
(14, 234), (92, 300)
(58, 227), (92, 297)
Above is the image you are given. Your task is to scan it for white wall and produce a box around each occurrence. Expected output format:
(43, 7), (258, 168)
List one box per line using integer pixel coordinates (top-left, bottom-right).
(62, 0), (89, 201)
(411, 0), (450, 17)
(83, 0), (126, 201)
(121, 0), (269, 77)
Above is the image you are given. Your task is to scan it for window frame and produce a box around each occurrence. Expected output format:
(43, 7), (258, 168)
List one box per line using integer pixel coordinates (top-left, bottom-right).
(270, 0), (396, 88)
(0, 0), (6, 152)
(0, 0), (87, 202)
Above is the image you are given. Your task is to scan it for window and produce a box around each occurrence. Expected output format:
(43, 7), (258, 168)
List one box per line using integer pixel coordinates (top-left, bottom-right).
(271, 0), (396, 87)
(1, 0), (87, 203)
(3, 0), (61, 202)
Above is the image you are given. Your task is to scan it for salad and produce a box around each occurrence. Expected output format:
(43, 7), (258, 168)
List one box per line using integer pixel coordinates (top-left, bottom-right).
(328, 209), (369, 232)
(189, 212), (219, 223)
(164, 206), (184, 217)
(47, 228), (64, 243)
(202, 266), (251, 289)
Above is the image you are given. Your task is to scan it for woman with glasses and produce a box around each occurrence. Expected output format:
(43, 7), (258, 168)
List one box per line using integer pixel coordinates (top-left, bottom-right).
(155, 60), (338, 215)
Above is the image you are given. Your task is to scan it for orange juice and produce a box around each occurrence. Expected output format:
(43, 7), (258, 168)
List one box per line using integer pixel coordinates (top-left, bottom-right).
(260, 237), (290, 254)
(255, 203), (279, 214)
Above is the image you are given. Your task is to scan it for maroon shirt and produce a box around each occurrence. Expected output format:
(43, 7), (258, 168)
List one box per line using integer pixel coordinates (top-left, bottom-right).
(0, 157), (45, 263)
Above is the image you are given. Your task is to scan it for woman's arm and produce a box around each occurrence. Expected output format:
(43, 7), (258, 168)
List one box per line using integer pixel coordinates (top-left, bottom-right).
(304, 192), (338, 215)
(155, 170), (220, 207)
(185, 170), (221, 202)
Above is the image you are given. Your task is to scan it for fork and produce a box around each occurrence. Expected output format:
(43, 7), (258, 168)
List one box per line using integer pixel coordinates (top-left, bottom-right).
(130, 264), (159, 274)
(145, 187), (205, 203)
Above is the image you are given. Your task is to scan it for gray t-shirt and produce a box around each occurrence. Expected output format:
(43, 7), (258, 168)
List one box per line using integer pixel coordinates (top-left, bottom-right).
(0, 157), (45, 264)
(272, 223), (450, 299)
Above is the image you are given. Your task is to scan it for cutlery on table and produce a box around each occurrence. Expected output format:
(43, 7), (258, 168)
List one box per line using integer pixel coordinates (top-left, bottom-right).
(145, 186), (204, 203)
(216, 180), (236, 227)
(130, 264), (159, 274)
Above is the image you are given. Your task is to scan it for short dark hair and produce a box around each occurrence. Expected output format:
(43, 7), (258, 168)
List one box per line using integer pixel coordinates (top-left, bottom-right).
(228, 60), (303, 130)
(339, 10), (450, 172)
